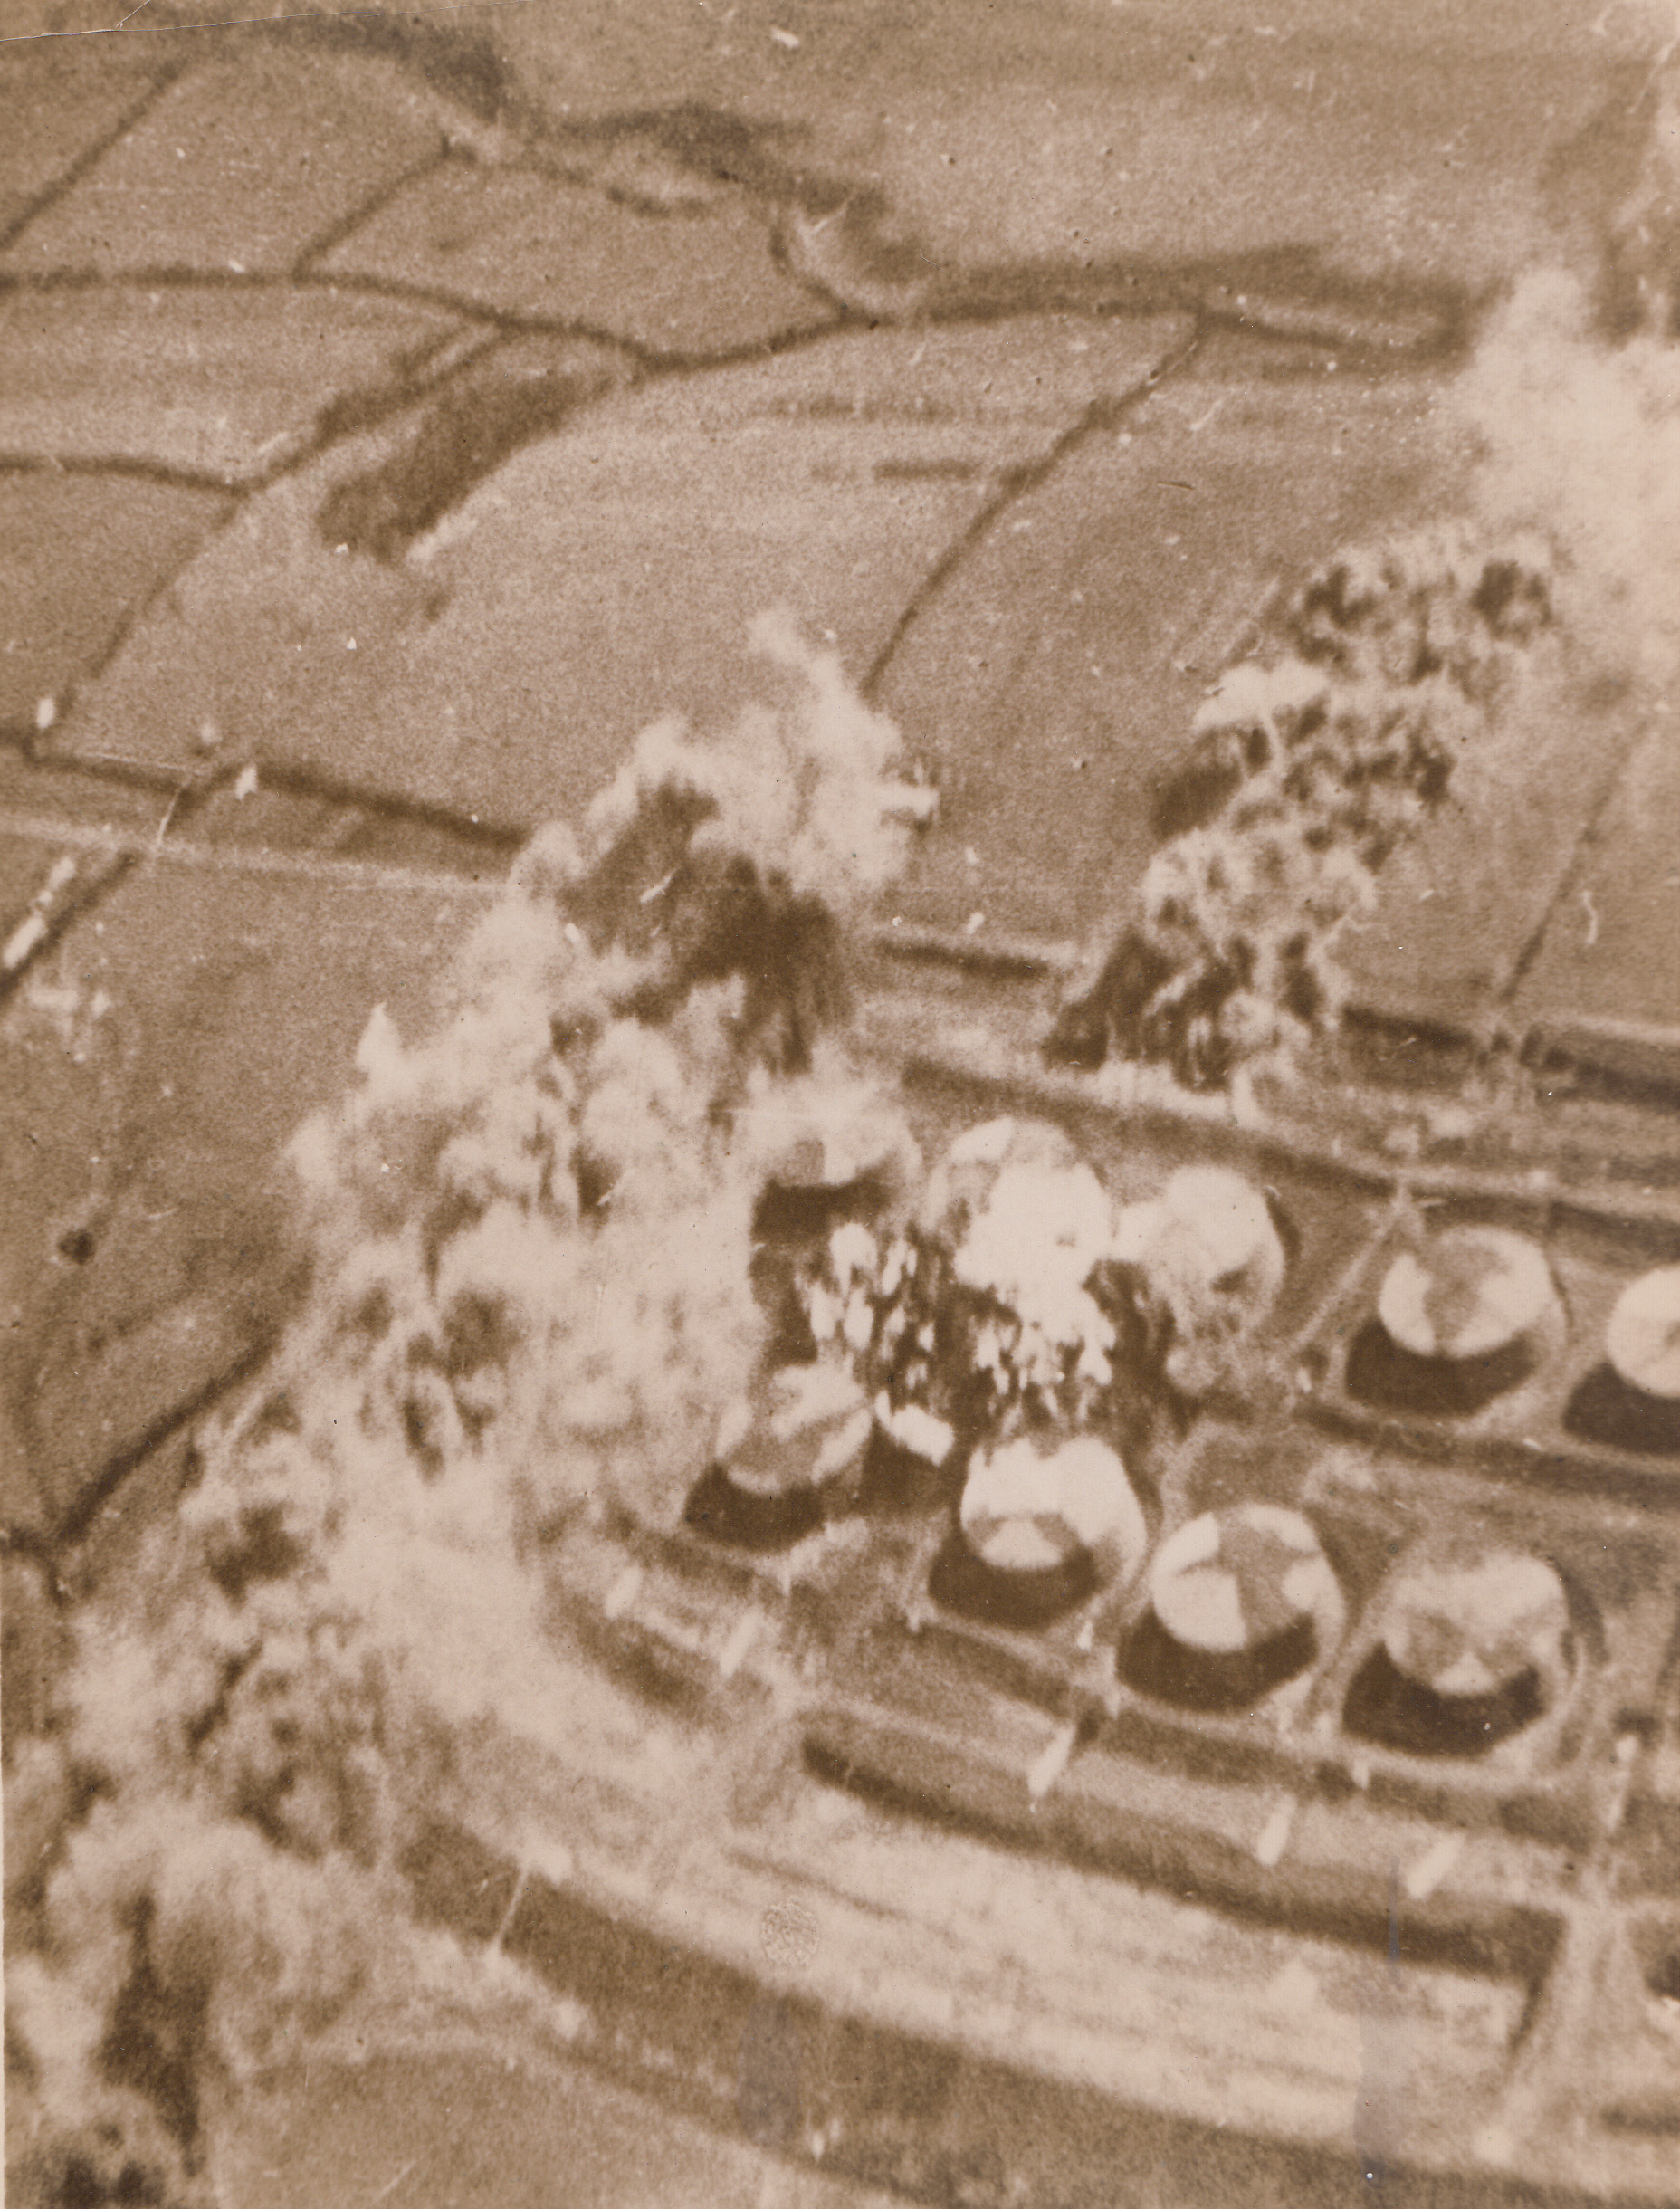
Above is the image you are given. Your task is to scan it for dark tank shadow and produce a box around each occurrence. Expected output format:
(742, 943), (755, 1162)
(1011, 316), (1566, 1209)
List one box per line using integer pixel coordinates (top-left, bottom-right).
(683, 1461), (825, 1551)
(1343, 1316), (1538, 1419)
(1563, 1363), (1680, 1457)
(1120, 1606), (1318, 1715)
(928, 1526), (1096, 1631)
(1343, 1643), (1550, 1759)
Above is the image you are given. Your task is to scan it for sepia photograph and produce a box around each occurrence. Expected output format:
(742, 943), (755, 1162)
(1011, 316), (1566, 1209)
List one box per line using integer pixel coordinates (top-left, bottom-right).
(3, 2), (1678, 2203)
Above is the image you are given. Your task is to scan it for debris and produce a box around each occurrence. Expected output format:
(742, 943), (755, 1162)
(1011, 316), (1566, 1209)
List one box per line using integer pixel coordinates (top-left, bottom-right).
(604, 1564), (644, 1621)
(717, 1608), (764, 1679)
(4, 855), (80, 972)
(1403, 1831), (1465, 1901)
(3, 910), (49, 972)
(1255, 1797), (1295, 1867)
(1027, 1720), (1080, 1801)
(882, 783), (939, 827)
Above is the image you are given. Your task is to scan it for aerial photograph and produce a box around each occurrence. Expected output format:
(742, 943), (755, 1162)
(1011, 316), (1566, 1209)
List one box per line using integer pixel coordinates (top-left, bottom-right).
(3, 1), (1678, 2203)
